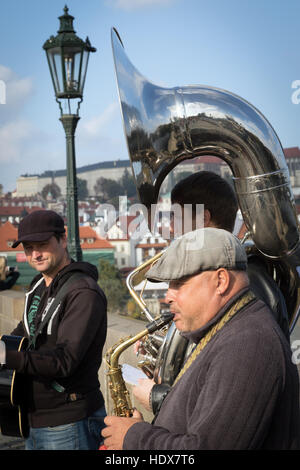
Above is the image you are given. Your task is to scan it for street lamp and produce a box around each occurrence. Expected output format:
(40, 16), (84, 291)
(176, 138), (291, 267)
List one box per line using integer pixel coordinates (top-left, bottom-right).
(43, 5), (96, 261)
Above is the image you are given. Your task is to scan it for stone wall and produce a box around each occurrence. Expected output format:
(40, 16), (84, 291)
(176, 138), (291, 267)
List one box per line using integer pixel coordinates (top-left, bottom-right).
(0, 290), (25, 335)
(0, 289), (154, 422)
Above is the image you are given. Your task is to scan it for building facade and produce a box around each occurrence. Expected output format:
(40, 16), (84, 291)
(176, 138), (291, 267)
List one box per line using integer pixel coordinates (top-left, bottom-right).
(15, 155), (228, 198)
(14, 147), (300, 207)
(16, 160), (132, 197)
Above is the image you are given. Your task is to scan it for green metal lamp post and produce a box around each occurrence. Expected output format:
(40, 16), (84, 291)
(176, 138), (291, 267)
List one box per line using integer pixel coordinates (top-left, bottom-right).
(43, 5), (96, 261)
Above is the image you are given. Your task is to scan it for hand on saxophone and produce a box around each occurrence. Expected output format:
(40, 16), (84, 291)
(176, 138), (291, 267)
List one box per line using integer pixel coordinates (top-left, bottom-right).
(133, 339), (146, 356)
(101, 409), (144, 450)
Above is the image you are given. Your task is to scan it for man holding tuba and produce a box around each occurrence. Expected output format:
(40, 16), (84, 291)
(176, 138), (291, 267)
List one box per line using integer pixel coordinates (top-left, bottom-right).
(133, 171), (290, 416)
(102, 227), (300, 450)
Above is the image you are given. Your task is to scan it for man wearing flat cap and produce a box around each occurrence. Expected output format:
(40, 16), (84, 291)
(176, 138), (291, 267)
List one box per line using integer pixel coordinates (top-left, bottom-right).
(102, 228), (300, 450)
(0, 210), (107, 450)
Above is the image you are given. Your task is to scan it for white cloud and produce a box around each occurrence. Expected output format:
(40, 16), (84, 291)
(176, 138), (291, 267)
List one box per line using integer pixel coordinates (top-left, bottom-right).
(0, 119), (35, 163)
(0, 65), (14, 82)
(0, 66), (43, 190)
(0, 65), (33, 112)
(108, 0), (175, 9)
(80, 102), (119, 137)
(74, 101), (127, 165)
(0, 66), (35, 164)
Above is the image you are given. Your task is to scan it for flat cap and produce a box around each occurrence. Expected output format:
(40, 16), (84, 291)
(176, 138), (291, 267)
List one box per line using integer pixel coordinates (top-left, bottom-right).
(145, 228), (247, 282)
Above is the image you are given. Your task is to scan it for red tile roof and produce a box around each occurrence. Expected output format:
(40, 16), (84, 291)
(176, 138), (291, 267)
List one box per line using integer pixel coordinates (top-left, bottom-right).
(0, 221), (113, 252)
(0, 206), (43, 216)
(80, 239), (114, 249)
(78, 226), (99, 238)
(136, 243), (168, 249)
(0, 221), (19, 251)
(284, 147), (300, 159)
(66, 225), (114, 249)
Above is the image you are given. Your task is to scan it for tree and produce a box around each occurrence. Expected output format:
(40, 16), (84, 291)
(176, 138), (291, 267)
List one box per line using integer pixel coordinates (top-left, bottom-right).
(41, 183), (61, 200)
(98, 259), (128, 313)
(120, 168), (137, 199)
(94, 177), (123, 204)
(77, 177), (88, 200)
(94, 171), (138, 205)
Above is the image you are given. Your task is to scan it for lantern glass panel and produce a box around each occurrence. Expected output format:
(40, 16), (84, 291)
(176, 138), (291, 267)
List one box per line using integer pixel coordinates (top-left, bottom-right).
(63, 47), (83, 94)
(47, 47), (64, 95)
(79, 49), (90, 94)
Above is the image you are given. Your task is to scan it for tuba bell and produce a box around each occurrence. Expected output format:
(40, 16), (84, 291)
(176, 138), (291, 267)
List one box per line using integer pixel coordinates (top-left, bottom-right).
(111, 28), (300, 383)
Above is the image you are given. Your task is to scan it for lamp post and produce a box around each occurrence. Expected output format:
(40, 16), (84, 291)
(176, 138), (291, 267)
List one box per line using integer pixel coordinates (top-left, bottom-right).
(43, 5), (96, 261)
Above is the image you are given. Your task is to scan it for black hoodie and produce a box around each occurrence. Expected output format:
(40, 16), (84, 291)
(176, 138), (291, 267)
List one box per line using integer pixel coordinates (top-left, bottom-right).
(8, 261), (107, 428)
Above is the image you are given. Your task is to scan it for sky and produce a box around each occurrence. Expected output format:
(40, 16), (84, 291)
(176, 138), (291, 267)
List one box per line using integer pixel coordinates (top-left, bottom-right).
(0, 0), (299, 192)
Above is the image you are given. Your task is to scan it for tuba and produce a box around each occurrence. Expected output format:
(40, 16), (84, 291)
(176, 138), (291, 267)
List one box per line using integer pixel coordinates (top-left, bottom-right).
(111, 28), (300, 383)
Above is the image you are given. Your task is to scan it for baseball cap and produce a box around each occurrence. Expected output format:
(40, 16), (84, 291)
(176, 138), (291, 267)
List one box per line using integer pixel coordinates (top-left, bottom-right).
(12, 210), (65, 248)
(145, 228), (247, 282)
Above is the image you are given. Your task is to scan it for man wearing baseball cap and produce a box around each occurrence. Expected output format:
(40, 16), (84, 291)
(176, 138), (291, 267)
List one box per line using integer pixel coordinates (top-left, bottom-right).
(1, 210), (107, 450)
(102, 228), (300, 450)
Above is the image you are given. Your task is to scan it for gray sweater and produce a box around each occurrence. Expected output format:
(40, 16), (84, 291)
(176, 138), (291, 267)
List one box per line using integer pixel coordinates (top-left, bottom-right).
(124, 289), (300, 450)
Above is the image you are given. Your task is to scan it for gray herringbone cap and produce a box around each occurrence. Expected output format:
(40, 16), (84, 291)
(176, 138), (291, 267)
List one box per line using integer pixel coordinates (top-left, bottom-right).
(146, 228), (247, 282)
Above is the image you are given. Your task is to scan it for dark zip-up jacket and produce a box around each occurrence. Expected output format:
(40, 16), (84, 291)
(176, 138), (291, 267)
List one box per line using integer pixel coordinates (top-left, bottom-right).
(124, 289), (300, 450)
(7, 261), (107, 428)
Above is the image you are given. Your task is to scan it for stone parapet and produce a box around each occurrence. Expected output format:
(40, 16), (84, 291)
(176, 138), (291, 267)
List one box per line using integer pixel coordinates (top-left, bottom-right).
(0, 290), (25, 335)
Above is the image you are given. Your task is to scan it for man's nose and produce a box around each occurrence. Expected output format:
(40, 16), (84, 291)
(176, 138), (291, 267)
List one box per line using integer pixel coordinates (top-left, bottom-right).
(165, 288), (176, 304)
(32, 249), (42, 258)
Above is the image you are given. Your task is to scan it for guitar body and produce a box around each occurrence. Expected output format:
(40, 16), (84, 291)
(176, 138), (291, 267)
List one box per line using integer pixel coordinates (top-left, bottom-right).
(0, 335), (29, 438)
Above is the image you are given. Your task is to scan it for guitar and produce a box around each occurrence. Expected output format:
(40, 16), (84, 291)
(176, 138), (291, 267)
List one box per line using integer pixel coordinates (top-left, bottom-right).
(0, 335), (29, 438)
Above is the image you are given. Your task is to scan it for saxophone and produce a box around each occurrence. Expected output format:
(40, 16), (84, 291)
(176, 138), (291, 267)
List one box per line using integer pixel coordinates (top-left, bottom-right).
(105, 312), (173, 417)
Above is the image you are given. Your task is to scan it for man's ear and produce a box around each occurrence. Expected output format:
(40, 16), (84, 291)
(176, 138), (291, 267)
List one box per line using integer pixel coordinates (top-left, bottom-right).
(216, 268), (230, 295)
(203, 209), (211, 227)
(60, 233), (68, 249)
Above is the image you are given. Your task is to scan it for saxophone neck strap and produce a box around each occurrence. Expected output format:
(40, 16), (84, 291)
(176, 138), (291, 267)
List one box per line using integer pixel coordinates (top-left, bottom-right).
(173, 290), (256, 386)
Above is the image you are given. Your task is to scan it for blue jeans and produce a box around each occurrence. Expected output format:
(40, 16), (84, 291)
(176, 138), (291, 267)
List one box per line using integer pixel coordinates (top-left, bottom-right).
(25, 406), (106, 450)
